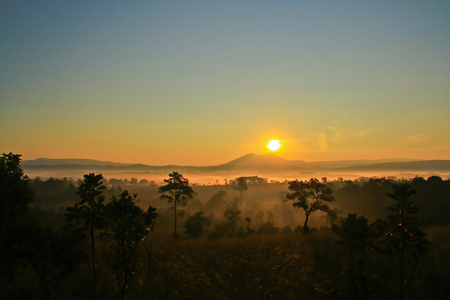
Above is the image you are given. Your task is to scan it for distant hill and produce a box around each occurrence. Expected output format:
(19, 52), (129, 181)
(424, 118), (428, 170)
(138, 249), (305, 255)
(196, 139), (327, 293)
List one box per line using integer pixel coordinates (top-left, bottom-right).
(22, 158), (202, 173)
(22, 158), (134, 167)
(341, 160), (450, 172)
(21, 154), (308, 172)
(214, 153), (307, 171)
(22, 155), (450, 173)
(304, 158), (420, 170)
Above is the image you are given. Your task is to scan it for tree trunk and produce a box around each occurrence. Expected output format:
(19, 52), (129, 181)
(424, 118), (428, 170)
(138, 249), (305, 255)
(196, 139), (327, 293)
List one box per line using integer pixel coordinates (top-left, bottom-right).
(399, 206), (406, 300)
(120, 239), (127, 300)
(303, 213), (310, 233)
(42, 287), (51, 300)
(90, 224), (96, 299)
(174, 197), (178, 238)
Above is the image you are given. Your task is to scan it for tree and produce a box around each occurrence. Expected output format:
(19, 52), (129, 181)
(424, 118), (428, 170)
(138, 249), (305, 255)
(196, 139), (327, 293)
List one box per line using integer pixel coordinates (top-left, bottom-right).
(158, 172), (194, 238)
(65, 173), (106, 298)
(184, 211), (210, 238)
(203, 190), (226, 211)
(0, 153), (34, 283)
(286, 178), (334, 233)
(1, 154), (87, 298)
(333, 213), (373, 255)
(139, 179), (149, 185)
(104, 190), (158, 300)
(233, 177), (248, 207)
(332, 213), (374, 298)
(324, 208), (340, 227)
(223, 206), (241, 235)
(257, 222), (279, 235)
(28, 228), (86, 300)
(0, 153), (32, 213)
(385, 183), (428, 300)
(244, 217), (255, 235)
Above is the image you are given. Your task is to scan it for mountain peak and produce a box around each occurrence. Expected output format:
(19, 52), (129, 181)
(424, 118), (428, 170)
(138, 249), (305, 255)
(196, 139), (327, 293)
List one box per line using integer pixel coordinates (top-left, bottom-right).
(219, 153), (295, 170)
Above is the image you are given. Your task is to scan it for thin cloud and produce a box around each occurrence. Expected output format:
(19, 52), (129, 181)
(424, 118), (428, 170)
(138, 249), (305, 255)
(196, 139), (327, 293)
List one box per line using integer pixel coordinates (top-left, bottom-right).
(406, 133), (430, 143)
(326, 126), (381, 144)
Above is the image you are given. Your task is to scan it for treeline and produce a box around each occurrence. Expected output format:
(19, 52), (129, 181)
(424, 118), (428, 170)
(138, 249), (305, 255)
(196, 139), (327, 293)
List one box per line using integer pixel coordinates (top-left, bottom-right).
(1, 153), (450, 299)
(334, 176), (450, 225)
(29, 174), (450, 228)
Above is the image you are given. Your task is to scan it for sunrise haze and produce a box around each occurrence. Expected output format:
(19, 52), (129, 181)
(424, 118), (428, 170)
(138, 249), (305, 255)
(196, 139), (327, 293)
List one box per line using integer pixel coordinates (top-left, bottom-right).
(1, 1), (449, 165)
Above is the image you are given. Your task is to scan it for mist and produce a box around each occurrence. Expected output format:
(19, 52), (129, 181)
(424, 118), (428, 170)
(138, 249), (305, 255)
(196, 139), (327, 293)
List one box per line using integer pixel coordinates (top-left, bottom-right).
(30, 171), (450, 234)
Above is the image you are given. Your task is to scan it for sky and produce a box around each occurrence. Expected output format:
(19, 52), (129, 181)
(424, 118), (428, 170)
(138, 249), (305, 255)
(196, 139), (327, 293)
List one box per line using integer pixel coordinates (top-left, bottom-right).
(1, 1), (449, 166)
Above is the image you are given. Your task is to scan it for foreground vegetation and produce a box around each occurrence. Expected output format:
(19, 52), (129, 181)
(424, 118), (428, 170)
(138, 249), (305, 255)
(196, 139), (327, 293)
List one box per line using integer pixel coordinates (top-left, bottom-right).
(3, 227), (450, 299)
(1, 153), (450, 299)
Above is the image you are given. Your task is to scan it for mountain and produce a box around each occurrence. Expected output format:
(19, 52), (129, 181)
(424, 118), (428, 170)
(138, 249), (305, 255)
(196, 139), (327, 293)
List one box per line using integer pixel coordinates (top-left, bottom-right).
(21, 158), (205, 173)
(302, 158), (420, 170)
(214, 153), (307, 171)
(21, 154), (303, 172)
(22, 158), (134, 167)
(21, 155), (450, 173)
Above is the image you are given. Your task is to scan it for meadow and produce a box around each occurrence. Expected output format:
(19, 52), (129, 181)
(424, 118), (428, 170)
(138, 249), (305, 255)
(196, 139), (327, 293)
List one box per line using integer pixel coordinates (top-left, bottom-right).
(7, 225), (450, 299)
(2, 154), (450, 299)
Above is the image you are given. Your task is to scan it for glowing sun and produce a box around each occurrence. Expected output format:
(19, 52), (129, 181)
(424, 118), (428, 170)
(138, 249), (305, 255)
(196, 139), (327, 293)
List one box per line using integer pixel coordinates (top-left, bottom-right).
(267, 140), (281, 151)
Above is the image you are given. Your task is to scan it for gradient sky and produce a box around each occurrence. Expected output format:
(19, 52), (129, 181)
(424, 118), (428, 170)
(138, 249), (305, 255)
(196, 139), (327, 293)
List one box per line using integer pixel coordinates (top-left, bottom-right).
(1, 1), (449, 165)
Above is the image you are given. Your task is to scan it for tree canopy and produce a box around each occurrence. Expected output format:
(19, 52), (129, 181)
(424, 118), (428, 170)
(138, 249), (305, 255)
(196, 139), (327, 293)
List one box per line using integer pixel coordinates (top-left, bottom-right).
(159, 172), (194, 238)
(286, 178), (334, 233)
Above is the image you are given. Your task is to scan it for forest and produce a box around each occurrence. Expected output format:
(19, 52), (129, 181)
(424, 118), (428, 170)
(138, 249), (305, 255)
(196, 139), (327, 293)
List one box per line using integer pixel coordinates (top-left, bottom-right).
(1, 153), (449, 299)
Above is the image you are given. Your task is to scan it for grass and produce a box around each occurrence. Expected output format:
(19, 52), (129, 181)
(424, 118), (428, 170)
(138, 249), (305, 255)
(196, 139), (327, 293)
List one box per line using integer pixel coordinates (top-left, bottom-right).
(3, 227), (450, 299)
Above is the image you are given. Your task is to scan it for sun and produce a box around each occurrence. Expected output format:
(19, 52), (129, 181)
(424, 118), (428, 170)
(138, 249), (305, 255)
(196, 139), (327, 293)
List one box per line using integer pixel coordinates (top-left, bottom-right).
(267, 140), (281, 151)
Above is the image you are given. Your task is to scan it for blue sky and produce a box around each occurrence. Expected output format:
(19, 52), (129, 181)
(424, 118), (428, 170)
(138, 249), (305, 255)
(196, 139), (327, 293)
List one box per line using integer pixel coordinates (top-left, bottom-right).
(1, 1), (449, 165)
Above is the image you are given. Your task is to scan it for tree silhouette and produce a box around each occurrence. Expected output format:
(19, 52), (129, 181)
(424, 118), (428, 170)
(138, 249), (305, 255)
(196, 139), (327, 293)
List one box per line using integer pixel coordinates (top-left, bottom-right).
(203, 190), (226, 211)
(184, 211), (210, 238)
(65, 173), (105, 298)
(332, 213), (374, 298)
(0, 153), (34, 283)
(386, 183), (428, 300)
(244, 217), (255, 235)
(28, 228), (86, 300)
(233, 177), (248, 207)
(223, 206), (241, 235)
(158, 172), (193, 238)
(104, 190), (158, 300)
(286, 178), (334, 233)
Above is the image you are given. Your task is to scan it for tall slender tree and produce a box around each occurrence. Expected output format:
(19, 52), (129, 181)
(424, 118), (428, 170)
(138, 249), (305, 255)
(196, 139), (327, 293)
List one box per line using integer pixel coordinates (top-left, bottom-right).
(332, 213), (374, 298)
(66, 173), (105, 298)
(233, 177), (248, 207)
(386, 183), (428, 300)
(159, 172), (193, 238)
(286, 178), (334, 233)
